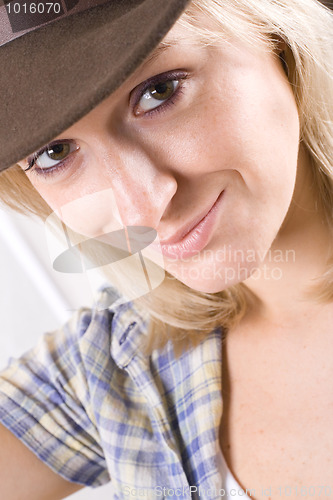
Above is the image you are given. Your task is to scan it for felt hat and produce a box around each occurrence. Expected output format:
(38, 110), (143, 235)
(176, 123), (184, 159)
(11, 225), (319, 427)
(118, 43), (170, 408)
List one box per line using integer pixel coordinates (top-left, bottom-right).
(0, 0), (190, 171)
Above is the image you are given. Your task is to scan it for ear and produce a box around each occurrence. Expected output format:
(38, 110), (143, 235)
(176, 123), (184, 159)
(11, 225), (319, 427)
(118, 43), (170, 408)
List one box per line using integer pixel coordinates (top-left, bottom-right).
(271, 35), (287, 56)
(272, 36), (289, 77)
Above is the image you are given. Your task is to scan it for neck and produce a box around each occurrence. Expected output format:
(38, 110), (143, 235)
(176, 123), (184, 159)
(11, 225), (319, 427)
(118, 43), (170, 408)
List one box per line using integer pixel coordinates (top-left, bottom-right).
(243, 147), (332, 327)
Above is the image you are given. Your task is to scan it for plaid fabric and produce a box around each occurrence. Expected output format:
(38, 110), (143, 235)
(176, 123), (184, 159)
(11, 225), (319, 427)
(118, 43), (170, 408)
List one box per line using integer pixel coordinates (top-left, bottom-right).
(0, 289), (225, 499)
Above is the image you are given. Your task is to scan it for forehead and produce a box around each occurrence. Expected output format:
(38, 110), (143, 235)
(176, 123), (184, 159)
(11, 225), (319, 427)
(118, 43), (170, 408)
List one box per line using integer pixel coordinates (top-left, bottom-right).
(141, 19), (202, 67)
(145, 6), (268, 68)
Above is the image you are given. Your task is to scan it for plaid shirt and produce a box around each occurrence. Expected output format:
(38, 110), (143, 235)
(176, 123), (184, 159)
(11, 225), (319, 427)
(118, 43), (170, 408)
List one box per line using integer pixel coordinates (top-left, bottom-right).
(0, 289), (225, 499)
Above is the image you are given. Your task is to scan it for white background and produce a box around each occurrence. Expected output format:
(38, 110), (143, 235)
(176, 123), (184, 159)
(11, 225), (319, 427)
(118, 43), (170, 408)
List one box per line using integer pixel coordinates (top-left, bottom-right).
(0, 207), (114, 499)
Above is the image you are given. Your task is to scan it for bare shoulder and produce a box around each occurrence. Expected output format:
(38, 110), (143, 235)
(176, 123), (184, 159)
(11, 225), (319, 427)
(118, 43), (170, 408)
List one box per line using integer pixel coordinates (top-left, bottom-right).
(0, 423), (84, 500)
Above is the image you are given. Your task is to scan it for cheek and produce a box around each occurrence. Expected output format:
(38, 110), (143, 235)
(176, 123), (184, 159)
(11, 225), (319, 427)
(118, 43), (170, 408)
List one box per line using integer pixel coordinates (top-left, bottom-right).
(144, 65), (299, 199)
(148, 68), (300, 292)
(55, 188), (123, 236)
(30, 176), (123, 238)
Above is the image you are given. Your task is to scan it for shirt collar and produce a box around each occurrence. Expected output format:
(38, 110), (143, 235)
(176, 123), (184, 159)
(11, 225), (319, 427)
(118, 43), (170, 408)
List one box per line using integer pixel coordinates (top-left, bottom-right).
(98, 287), (149, 369)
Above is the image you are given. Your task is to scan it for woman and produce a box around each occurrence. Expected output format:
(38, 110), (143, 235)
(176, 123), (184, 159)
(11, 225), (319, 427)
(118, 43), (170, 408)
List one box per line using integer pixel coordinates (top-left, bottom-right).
(0, 0), (332, 499)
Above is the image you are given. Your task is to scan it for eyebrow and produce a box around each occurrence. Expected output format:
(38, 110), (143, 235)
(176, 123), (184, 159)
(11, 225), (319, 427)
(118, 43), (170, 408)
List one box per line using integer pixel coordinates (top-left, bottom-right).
(141, 39), (179, 68)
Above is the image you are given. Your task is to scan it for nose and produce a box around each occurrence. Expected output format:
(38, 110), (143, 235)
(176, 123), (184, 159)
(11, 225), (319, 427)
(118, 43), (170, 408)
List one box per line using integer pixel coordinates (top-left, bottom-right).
(101, 144), (177, 230)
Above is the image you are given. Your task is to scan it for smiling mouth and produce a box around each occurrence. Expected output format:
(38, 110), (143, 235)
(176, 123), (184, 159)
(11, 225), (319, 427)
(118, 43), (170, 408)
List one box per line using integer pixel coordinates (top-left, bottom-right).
(156, 191), (225, 259)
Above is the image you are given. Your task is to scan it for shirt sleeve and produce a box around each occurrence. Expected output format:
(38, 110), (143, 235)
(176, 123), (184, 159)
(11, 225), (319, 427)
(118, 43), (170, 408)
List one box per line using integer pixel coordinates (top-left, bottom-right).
(0, 308), (112, 488)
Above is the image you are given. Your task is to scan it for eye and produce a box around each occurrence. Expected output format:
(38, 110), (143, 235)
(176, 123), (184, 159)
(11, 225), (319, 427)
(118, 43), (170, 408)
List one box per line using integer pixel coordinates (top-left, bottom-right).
(24, 140), (79, 172)
(135, 80), (180, 115)
(131, 70), (189, 117)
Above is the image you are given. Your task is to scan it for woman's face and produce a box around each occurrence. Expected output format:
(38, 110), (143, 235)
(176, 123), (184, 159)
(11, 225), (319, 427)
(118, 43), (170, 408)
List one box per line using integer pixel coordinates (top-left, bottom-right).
(18, 20), (301, 293)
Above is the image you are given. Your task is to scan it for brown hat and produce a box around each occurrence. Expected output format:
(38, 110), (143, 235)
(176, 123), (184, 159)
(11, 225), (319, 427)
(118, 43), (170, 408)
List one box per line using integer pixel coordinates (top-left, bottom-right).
(0, 0), (190, 172)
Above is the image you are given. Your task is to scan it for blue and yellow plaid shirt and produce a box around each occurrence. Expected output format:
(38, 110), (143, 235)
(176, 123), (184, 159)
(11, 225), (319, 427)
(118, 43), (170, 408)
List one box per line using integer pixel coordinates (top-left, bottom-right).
(0, 289), (224, 499)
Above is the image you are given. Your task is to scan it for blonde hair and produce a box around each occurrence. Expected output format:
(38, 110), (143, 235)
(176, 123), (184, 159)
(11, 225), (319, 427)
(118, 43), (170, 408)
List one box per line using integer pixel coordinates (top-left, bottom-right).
(1, 0), (333, 351)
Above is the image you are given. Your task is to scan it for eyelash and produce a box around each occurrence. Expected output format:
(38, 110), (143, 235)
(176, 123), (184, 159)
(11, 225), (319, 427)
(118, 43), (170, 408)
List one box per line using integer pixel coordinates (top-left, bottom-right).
(131, 69), (188, 117)
(25, 70), (188, 177)
(24, 140), (77, 176)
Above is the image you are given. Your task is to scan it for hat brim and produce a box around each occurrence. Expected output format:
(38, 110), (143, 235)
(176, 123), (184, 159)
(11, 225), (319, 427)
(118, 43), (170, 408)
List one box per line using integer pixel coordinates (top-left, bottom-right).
(0, 0), (190, 171)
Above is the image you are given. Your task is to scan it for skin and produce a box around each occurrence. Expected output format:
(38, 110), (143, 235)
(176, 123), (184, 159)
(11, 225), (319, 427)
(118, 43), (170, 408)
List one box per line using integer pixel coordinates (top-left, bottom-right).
(18, 19), (333, 500)
(0, 422), (84, 499)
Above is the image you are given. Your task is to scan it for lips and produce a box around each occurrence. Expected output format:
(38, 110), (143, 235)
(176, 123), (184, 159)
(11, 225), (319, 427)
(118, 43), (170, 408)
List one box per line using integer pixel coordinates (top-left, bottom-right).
(157, 191), (224, 259)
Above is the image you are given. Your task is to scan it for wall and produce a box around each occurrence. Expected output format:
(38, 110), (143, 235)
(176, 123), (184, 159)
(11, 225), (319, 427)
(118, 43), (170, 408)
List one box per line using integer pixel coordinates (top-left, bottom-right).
(0, 208), (114, 499)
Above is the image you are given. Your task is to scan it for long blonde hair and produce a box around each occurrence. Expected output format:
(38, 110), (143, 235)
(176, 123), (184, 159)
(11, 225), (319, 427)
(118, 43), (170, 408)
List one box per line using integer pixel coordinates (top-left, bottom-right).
(1, 0), (333, 351)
